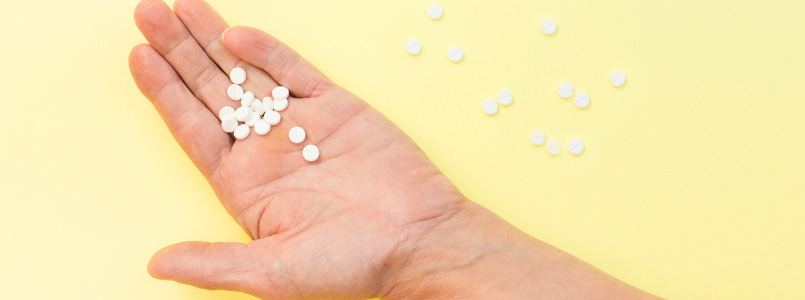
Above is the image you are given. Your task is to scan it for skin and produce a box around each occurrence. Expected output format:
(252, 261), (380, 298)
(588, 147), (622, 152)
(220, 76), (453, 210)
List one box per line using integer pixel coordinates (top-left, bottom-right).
(129, 0), (664, 299)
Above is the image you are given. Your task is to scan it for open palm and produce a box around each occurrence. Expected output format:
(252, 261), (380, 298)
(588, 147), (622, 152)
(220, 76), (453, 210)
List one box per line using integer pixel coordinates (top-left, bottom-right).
(129, 0), (466, 298)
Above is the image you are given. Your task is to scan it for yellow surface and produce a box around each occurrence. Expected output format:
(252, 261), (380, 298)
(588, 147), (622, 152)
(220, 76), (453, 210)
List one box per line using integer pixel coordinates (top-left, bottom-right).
(1, 0), (803, 299)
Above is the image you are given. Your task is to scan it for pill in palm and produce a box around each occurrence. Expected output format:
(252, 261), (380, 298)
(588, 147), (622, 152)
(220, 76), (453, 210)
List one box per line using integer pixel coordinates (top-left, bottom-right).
(272, 86), (289, 100)
(229, 67), (246, 85)
(264, 110), (281, 125)
(221, 117), (238, 133)
(448, 46), (464, 62)
(273, 98), (289, 112)
(303, 144), (320, 162)
(482, 99), (498, 116)
(250, 100), (265, 116)
(254, 119), (271, 135)
(568, 139), (585, 155)
(227, 84), (244, 100)
(406, 39), (422, 56)
(427, 3), (443, 20)
(241, 91), (255, 107)
(610, 71), (626, 87)
(234, 124), (250, 140)
(558, 83), (574, 99)
(574, 92), (590, 109)
(245, 112), (261, 127)
(262, 97), (274, 111)
(530, 130), (546, 146)
(219, 106), (235, 120)
(497, 90), (513, 106)
(234, 106), (251, 121)
(289, 126), (306, 144)
(546, 139), (561, 156)
(541, 19), (557, 35)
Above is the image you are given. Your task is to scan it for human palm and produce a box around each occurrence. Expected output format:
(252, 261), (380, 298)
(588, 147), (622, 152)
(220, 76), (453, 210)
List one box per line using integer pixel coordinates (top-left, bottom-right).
(130, 0), (465, 298)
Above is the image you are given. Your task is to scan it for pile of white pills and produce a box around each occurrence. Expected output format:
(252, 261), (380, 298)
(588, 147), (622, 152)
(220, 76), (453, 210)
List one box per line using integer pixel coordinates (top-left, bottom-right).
(219, 67), (320, 162)
(530, 130), (584, 156)
(482, 90), (514, 116)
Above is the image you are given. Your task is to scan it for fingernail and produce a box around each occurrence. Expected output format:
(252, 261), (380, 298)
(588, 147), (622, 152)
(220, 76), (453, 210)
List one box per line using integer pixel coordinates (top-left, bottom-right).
(221, 27), (230, 42)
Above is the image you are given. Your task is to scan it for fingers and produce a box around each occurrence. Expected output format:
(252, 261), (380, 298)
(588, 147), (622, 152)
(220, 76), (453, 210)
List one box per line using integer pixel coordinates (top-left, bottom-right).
(129, 44), (230, 179)
(134, 0), (232, 114)
(223, 26), (334, 98)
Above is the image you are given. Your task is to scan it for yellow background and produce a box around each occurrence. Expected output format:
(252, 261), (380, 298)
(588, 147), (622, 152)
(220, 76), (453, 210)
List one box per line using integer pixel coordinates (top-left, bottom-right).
(1, 0), (803, 299)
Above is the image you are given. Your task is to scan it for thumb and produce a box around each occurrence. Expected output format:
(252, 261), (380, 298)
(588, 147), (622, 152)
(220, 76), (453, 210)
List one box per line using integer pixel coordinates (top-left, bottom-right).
(147, 241), (265, 293)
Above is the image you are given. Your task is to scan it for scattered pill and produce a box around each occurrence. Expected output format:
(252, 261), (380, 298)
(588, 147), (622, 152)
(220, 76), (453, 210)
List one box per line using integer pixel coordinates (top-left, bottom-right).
(245, 112), (261, 127)
(254, 119), (271, 135)
(541, 19), (557, 35)
(273, 98), (289, 112)
(574, 92), (590, 109)
(234, 124), (250, 140)
(219, 106), (235, 120)
(530, 130), (546, 146)
(546, 139), (561, 155)
(262, 97), (274, 111)
(610, 71), (626, 87)
(227, 84), (244, 100)
(568, 139), (585, 155)
(558, 83), (574, 99)
(427, 3), (443, 20)
(250, 100), (265, 116)
(241, 91), (255, 107)
(221, 117), (238, 133)
(230, 67), (246, 85)
(303, 144), (320, 162)
(234, 106), (252, 121)
(289, 126), (306, 144)
(406, 39), (422, 56)
(448, 46), (464, 62)
(482, 99), (498, 116)
(497, 90), (513, 106)
(272, 86), (289, 100)
(264, 110), (281, 125)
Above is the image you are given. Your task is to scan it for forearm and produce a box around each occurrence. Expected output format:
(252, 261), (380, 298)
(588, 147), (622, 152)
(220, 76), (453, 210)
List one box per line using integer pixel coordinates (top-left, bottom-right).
(382, 200), (662, 300)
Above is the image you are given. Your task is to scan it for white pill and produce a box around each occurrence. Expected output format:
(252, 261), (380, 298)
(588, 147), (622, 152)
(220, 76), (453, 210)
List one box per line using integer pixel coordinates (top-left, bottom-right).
(558, 83), (574, 99)
(427, 3), (443, 20)
(568, 139), (585, 155)
(541, 19), (557, 35)
(303, 144), (320, 162)
(273, 98), (289, 112)
(227, 84), (244, 100)
(234, 106), (252, 121)
(245, 112), (261, 127)
(221, 117), (238, 133)
(530, 130), (546, 146)
(610, 71), (626, 87)
(546, 139), (561, 156)
(497, 90), (513, 106)
(229, 67), (246, 85)
(262, 97), (274, 111)
(250, 100), (265, 116)
(254, 119), (271, 135)
(574, 92), (591, 109)
(218, 106), (235, 120)
(240, 91), (255, 107)
(264, 110), (281, 125)
(448, 46), (464, 62)
(482, 99), (498, 116)
(406, 39), (422, 56)
(234, 124), (250, 140)
(272, 86), (289, 100)
(289, 126), (306, 144)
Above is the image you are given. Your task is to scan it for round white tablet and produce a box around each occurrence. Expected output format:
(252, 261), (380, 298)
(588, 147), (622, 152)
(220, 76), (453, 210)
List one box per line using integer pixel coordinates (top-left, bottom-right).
(427, 3), (443, 20)
(250, 100), (265, 116)
(448, 46), (464, 62)
(557, 83), (574, 99)
(218, 106), (235, 120)
(262, 97), (274, 111)
(546, 139), (561, 156)
(289, 126), (306, 144)
(221, 117), (238, 133)
(234, 124), (250, 140)
(303, 144), (320, 162)
(234, 106), (252, 121)
(227, 84), (244, 100)
(610, 71), (626, 87)
(574, 92), (590, 109)
(272, 86), (289, 100)
(541, 19), (557, 35)
(229, 67), (246, 85)
(245, 112), (260, 127)
(273, 98), (289, 112)
(264, 110), (281, 125)
(530, 130), (546, 146)
(406, 39), (422, 56)
(497, 90), (513, 106)
(482, 99), (498, 116)
(254, 119), (271, 135)
(568, 139), (585, 155)
(241, 91), (255, 107)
